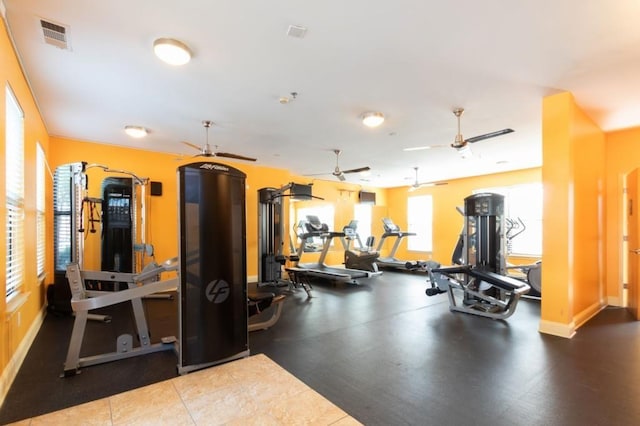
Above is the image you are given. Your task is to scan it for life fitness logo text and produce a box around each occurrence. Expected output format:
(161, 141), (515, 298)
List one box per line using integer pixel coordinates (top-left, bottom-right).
(200, 163), (229, 172)
(206, 280), (230, 303)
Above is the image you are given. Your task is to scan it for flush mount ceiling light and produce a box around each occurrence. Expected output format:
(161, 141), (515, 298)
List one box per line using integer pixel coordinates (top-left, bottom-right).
(124, 125), (148, 138)
(362, 111), (385, 127)
(153, 38), (192, 65)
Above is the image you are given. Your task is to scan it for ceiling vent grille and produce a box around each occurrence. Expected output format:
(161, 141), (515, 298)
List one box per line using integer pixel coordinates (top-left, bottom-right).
(287, 25), (307, 39)
(40, 19), (70, 50)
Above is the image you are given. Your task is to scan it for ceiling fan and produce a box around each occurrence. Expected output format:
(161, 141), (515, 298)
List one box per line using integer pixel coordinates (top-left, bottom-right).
(181, 120), (257, 162)
(309, 149), (370, 181)
(404, 108), (514, 157)
(449, 107), (514, 150)
(408, 166), (448, 191)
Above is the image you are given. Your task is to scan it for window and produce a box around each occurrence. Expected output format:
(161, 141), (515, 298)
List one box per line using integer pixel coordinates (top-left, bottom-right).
(474, 183), (543, 256)
(354, 203), (372, 240)
(407, 195), (433, 251)
(6, 85), (25, 300)
(36, 143), (46, 278)
(294, 204), (335, 251)
(296, 204), (335, 231)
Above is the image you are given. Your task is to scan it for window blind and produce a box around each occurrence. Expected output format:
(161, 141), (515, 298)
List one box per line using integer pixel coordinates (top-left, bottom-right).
(6, 85), (25, 300)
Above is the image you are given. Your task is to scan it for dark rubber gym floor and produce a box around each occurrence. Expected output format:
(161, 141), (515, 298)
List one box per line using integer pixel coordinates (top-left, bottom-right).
(1, 271), (638, 425)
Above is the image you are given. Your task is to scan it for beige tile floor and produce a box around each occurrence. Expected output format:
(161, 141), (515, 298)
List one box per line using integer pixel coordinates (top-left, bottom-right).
(8, 354), (361, 425)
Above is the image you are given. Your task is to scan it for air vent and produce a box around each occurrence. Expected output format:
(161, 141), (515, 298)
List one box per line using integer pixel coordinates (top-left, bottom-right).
(40, 19), (70, 50)
(287, 25), (307, 39)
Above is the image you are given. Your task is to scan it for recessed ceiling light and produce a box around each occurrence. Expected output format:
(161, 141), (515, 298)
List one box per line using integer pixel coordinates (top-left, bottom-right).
(362, 111), (385, 127)
(153, 38), (192, 66)
(124, 125), (148, 138)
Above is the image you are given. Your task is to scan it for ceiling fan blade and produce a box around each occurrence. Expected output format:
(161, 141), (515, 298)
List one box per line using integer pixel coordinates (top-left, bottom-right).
(342, 166), (370, 174)
(466, 128), (514, 144)
(215, 152), (257, 162)
(181, 141), (202, 151)
(337, 173), (346, 181)
(419, 181), (448, 187)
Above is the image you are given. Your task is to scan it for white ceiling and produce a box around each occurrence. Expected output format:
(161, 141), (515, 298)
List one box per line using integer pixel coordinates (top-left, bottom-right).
(5, 1), (640, 188)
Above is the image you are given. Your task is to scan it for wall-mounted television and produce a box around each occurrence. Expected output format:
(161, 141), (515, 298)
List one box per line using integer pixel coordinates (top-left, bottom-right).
(291, 183), (313, 201)
(359, 190), (376, 205)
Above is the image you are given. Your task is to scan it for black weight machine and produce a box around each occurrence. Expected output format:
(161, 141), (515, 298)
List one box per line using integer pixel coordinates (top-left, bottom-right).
(425, 193), (530, 320)
(257, 183), (314, 298)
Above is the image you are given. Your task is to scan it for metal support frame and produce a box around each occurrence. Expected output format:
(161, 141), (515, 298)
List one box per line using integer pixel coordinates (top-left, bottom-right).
(430, 266), (530, 320)
(62, 260), (178, 377)
(248, 296), (286, 332)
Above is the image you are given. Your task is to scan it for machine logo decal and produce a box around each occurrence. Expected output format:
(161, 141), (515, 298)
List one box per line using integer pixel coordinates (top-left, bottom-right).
(205, 279), (230, 303)
(200, 163), (229, 172)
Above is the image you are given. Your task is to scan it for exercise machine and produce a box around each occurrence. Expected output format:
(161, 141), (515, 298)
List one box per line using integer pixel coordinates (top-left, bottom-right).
(341, 220), (379, 272)
(425, 193), (530, 320)
(62, 161), (257, 376)
(257, 184), (313, 297)
(289, 216), (381, 284)
(504, 217), (542, 298)
(375, 218), (424, 271)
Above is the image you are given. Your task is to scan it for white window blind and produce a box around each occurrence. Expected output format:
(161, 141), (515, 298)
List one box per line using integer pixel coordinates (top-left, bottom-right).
(6, 85), (25, 300)
(36, 142), (46, 277)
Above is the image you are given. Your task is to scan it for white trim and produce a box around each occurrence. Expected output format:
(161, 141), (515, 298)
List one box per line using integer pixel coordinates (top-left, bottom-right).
(0, 307), (46, 406)
(607, 296), (622, 307)
(248, 275), (258, 284)
(538, 319), (576, 338)
(573, 300), (607, 330)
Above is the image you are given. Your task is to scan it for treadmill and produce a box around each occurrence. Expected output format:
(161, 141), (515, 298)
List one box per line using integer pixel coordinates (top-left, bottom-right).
(375, 218), (420, 270)
(290, 216), (381, 284)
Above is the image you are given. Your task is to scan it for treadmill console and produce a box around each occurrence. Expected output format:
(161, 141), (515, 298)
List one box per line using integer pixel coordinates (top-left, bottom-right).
(382, 218), (400, 233)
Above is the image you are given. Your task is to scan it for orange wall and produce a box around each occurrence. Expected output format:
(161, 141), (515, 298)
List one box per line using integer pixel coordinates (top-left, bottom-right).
(48, 138), (386, 275)
(49, 137), (302, 277)
(0, 18), (52, 379)
(385, 168), (542, 265)
(604, 126), (640, 305)
(541, 92), (605, 335)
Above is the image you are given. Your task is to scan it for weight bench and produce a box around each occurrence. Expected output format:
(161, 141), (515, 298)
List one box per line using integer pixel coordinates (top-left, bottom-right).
(427, 264), (530, 320)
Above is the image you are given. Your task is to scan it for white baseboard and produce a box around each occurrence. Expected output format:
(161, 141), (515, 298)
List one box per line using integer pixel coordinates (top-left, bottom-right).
(248, 275), (258, 284)
(0, 307), (46, 406)
(538, 300), (606, 339)
(538, 319), (576, 338)
(606, 296), (621, 307)
(573, 300), (606, 330)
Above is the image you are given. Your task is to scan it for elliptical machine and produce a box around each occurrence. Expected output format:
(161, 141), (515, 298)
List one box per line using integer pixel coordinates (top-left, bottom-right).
(425, 193), (530, 320)
(341, 220), (380, 272)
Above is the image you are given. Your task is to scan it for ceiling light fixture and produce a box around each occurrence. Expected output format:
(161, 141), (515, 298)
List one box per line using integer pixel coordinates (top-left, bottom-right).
(456, 144), (473, 159)
(124, 125), (148, 138)
(153, 38), (192, 66)
(362, 111), (385, 127)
